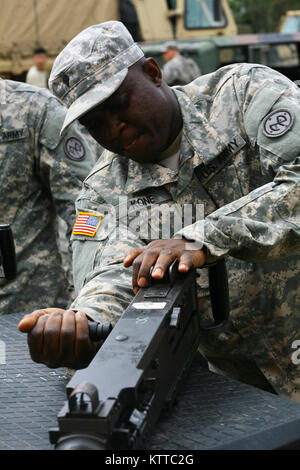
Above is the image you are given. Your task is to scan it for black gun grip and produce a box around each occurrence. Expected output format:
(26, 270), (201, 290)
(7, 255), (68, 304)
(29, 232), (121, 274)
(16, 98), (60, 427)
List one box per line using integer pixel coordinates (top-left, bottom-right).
(88, 322), (112, 342)
(0, 224), (17, 280)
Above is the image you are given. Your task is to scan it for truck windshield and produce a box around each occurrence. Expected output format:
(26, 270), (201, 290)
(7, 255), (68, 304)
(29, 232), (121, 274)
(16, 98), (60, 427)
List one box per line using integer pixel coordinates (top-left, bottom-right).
(281, 16), (300, 34)
(185, 0), (226, 29)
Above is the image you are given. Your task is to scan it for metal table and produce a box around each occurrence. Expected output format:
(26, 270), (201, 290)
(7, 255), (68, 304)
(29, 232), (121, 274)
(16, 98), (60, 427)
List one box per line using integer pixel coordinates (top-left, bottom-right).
(1, 312), (300, 450)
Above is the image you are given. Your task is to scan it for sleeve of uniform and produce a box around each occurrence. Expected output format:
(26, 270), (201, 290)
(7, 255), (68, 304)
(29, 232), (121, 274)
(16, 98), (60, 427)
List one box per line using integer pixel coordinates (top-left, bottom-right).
(176, 66), (300, 263)
(36, 95), (99, 241)
(69, 192), (146, 325)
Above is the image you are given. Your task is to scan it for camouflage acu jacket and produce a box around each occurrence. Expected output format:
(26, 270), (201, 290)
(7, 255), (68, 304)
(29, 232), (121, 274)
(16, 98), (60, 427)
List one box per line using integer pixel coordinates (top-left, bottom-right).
(162, 53), (201, 86)
(0, 79), (99, 313)
(70, 64), (300, 399)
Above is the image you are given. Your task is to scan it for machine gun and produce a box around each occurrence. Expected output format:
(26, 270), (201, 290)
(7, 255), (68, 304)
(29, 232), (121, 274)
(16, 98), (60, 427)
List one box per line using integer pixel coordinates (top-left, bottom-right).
(0, 224), (17, 281)
(49, 259), (229, 450)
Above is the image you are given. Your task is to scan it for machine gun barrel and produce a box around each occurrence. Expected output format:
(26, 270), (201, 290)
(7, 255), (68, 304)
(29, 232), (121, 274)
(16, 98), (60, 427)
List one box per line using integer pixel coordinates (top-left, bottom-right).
(49, 259), (229, 450)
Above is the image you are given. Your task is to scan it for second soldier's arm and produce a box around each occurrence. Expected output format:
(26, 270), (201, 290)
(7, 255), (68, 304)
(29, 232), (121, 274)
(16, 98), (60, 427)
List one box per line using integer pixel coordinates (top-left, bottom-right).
(18, 96), (103, 368)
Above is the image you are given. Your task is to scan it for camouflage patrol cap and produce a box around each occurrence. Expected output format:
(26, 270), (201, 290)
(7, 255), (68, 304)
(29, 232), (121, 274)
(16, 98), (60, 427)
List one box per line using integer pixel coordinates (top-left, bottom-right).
(162, 41), (179, 53)
(49, 21), (144, 134)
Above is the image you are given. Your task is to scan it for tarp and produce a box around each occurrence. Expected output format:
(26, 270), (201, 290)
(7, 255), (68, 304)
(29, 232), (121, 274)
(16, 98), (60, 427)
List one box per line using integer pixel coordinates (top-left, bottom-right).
(0, 0), (119, 73)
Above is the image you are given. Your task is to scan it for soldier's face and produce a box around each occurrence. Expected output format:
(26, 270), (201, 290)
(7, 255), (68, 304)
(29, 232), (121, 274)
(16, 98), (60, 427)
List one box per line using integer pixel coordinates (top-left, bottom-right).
(80, 58), (182, 163)
(162, 49), (178, 62)
(33, 53), (47, 71)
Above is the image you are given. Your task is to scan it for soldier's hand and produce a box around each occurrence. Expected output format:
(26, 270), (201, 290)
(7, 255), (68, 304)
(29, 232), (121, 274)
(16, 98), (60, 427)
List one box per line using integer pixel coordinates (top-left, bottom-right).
(18, 308), (100, 369)
(124, 238), (206, 294)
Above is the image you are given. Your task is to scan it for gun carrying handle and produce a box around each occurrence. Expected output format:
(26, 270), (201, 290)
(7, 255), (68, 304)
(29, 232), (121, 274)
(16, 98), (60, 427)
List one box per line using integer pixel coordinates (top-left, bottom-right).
(0, 224), (17, 280)
(88, 259), (230, 338)
(164, 258), (230, 328)
(203, 258), (230, 330)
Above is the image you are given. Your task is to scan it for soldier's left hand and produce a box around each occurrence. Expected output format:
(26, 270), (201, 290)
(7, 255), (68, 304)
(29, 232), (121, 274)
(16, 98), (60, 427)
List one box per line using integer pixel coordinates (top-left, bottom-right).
(124, 238), (206, 293)
(18, 308), (99, 369)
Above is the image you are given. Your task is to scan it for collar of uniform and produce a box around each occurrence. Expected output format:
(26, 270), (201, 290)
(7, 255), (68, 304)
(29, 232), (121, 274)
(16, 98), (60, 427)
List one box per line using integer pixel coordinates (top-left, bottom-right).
(125, 158), (178, 194)
(159, 128), (182, 160)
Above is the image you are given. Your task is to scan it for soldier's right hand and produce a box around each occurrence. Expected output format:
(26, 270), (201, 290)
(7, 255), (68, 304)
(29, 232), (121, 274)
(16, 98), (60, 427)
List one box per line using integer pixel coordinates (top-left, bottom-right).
(18, 308), (100, 369)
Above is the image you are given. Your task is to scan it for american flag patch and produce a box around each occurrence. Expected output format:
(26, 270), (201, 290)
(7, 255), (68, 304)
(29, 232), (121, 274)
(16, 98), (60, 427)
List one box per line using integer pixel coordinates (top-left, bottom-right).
(72, 211), (103, 237)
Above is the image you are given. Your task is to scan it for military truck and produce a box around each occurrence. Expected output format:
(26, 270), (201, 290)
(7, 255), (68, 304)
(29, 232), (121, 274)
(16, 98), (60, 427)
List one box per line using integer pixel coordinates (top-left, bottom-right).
(0, 0), (237, 79)
(140, 0), (300, 81)
(1, 0), (300, 82)
(279, 10), (300, 34)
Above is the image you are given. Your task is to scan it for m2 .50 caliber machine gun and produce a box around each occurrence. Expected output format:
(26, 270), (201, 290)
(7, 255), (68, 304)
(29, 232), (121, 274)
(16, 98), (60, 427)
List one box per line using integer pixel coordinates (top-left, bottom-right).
(0, 224), (17, 281)
(49, 259), (229, 450)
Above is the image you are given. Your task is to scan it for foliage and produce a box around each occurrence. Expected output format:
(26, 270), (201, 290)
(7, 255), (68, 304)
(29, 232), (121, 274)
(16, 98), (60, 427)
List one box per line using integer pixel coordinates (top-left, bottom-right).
(228, 0), (300, 33)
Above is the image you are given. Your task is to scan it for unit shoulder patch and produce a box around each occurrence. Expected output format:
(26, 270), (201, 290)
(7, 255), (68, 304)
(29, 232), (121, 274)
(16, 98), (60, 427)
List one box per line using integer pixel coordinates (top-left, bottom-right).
(262, 109), (294, 138)
(64, 137), (85, 160)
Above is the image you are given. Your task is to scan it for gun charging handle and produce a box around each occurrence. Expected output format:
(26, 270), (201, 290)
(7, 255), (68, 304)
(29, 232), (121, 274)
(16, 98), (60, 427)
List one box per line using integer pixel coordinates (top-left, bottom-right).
(204, 257), (230, 329)
(0, 224), (17, 280)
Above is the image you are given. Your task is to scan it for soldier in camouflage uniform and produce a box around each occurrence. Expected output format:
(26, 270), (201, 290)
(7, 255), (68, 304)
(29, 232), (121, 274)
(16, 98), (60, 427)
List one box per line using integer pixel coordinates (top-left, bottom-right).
(0, 79), (99, 314)
(19, 22), (300, 401)
(161, 41), (201, 86)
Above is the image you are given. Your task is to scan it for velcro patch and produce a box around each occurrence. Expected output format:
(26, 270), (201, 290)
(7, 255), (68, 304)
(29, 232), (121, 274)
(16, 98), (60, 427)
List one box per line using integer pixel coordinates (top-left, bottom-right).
(72, 211), (103, 237)
(64, 137), (85, 160)
(262, 109), (294, 138)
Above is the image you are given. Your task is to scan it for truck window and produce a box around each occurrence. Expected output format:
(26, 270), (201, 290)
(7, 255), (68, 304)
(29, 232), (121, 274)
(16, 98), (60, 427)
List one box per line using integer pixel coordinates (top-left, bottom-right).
(166, 0), (177, 8)
(270, 44), (299, 68)
(281, 16), (300, 34)
(184, 0), (227, 29)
